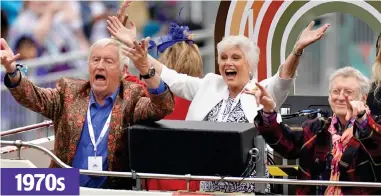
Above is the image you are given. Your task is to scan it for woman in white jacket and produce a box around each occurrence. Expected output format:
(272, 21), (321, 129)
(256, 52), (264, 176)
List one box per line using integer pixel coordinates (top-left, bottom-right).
(108, 16), (330, 193)
(146, 22), (329, 124)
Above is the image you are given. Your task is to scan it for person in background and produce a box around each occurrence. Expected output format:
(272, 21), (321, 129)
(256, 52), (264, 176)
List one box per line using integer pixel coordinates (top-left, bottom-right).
(14, 36), (40, 60)
(367, 33), (381, 115)
(7, 1), (89, 74)
(135, 21), (205, 191)
(108, 14), (203, 120)
(1, 10), (9, 40)
(0, 0), (23, 25)
(110, 14), (330, 193)
(155, 22), (203, 120)
(254, 66), (381, 195)
(79, 1), (119, 44)
(111, 1), (203, 126)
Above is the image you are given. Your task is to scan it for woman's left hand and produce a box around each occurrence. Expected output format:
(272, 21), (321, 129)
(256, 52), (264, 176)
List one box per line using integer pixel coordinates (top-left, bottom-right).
(295, 21), (330, 51)
(244, 82), (276, 113)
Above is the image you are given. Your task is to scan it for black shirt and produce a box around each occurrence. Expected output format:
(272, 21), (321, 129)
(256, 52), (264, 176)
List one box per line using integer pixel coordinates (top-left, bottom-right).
(367, 83), (381, 115)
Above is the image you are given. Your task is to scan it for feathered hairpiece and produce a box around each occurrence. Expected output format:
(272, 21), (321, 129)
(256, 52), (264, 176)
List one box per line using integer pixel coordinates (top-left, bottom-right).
(149, 7), (195, 53)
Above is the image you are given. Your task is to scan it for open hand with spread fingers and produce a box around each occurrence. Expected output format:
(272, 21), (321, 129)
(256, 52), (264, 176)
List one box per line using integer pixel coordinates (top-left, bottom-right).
(244, 82), (276, 113)
(107, 15), (136, 48)
(122, 38), (150, 75)
(0, 38), (20, 73)
(345, 96), (368, 123)
(294, 21), (331, 52)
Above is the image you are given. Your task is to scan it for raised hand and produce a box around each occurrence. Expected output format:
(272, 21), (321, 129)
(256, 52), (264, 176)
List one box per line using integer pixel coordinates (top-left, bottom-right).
(116, 0), (132, 27)
(122, 38), (150, 75)
(295, 21), (330, 51)
(244, 82), (276, 113)
(107, 16), (136, 47)
(0, 38), (20, 72)
(345, 96), (367, 122)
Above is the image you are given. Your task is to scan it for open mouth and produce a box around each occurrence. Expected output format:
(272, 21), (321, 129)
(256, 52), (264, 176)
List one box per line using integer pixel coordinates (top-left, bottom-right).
(225, 70), (237, 79)
(94, 74), (106, 84)
(95, 74), (106, 81)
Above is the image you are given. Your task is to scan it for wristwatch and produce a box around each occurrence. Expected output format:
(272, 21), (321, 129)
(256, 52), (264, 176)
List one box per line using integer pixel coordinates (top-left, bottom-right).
(140, 66), (155, 80)
(7, 64), (24, 78)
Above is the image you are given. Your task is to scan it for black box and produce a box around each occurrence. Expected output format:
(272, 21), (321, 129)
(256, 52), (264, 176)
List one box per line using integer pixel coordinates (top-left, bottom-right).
(128, 120), (258, 177)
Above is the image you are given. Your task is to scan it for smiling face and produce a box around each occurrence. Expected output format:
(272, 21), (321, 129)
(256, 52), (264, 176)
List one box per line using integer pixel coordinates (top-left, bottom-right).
(218, 46), (251, 92)
(328, 76), (363, 118)
(89, 44), (123, 97)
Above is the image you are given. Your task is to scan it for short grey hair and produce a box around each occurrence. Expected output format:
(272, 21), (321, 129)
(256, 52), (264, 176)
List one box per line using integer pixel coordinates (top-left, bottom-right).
(216, 35), (260, 79)
(329, 66), (370, 97)
(88, 38), (130, 71)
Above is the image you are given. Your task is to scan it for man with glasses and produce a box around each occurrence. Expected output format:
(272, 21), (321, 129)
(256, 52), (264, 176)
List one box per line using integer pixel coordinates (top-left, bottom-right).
(254, 66), (381, 195)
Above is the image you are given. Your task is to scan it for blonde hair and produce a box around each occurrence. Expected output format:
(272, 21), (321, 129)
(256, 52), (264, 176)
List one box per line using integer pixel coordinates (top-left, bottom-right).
(158, 41), (203, 77)
(372, 33), (381, 94)
(217, 35), (260, 79)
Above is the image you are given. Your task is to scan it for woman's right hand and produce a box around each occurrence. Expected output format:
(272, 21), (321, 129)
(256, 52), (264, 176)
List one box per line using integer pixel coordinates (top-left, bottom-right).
(0, 38), (20, 73)
(107, 16), (136, 48)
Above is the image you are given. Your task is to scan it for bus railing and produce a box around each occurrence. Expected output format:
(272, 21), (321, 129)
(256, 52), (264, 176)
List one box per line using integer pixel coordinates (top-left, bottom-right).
(1, 140), (381, 191)
(0, 120), (53, 137)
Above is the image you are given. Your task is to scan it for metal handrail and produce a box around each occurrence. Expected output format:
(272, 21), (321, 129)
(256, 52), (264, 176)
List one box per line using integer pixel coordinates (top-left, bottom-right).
(2, 140), (381, 188)
(0, 120), (53, 137)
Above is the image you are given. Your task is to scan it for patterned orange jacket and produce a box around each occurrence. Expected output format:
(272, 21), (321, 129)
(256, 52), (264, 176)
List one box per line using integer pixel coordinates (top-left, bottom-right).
(5, 76), (174, 189)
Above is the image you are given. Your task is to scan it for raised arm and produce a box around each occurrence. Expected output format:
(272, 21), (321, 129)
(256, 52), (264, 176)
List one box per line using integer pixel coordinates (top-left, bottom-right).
(107, 16), (203, 100)
(148, 55), (203, 100)
(33, 2), (62, 46)
(1, 38), (63, 120)
(258, 22), (330, 110)
(5, 76), (64, 121)
(279, 21), (330, 79)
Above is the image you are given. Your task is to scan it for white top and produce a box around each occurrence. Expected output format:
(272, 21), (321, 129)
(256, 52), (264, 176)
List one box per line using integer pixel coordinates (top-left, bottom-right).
(160, 65), (295, 123)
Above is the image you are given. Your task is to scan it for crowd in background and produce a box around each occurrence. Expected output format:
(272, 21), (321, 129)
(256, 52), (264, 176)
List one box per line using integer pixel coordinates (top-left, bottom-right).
(0, 1), (203, 78)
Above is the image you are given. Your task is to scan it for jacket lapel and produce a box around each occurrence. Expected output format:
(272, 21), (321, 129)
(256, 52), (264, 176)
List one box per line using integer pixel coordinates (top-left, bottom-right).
(68, 93), (90, 165)
(197, 86), (227, 121)
(106, 86), (125, 171)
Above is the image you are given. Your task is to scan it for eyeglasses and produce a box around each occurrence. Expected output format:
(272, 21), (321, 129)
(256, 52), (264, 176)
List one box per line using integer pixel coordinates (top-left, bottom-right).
(330, 89), (355, 98)
(331, 89), (355, 97)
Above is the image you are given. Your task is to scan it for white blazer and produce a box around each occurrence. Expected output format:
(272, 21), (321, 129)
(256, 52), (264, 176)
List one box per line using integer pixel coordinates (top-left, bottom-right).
(160, 65), (295, 123)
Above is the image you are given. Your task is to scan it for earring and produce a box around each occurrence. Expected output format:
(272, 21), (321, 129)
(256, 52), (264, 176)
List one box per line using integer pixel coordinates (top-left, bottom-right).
(249, 72), (253, 79)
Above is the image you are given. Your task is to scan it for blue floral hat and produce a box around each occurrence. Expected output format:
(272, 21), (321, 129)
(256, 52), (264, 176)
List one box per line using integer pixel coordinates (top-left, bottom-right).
(149, 8), (195, 53)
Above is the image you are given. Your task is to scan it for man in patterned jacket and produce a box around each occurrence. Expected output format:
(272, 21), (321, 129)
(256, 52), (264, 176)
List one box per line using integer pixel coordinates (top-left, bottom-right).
(252, 66), (381, 195)
(0, 35), (174, 189)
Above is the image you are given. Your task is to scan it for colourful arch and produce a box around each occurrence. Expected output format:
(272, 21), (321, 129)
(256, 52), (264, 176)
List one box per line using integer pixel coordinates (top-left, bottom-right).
(215, 0), (381, 82)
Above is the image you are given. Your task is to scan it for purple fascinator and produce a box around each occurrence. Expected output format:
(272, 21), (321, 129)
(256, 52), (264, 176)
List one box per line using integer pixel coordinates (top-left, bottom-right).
(149, 8), (195, 53)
